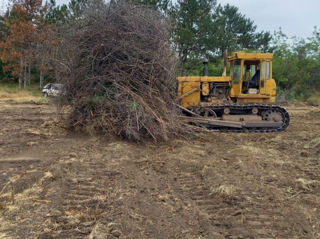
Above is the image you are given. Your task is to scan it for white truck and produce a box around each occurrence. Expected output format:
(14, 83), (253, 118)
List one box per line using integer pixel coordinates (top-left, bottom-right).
(42, 83), (64, 98)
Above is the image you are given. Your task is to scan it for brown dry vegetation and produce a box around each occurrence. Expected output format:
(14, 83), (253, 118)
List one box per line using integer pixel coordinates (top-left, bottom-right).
(0, 92), (45, 104)
(0, 99), (320, 239)
(56, 1), (181, 142)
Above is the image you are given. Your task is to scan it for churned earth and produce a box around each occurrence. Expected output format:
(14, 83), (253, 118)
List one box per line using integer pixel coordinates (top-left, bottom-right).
(0, 99), (320, 239)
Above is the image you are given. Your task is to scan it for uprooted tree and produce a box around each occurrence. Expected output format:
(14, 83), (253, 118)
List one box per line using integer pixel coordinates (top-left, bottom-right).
(55, 1), (185, 141)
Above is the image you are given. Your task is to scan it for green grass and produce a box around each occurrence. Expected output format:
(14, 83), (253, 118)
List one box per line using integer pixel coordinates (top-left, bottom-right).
(0, 82), (47, 103)
(0, 83), (43, 97)
(0, 82), (18, 93)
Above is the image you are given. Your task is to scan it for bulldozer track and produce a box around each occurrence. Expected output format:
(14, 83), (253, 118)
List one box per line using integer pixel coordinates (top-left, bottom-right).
(191, 103), (290, 132)
(175, 171), (301, 239)
(50, 161), (120, 238)
(0, 158), (120, 239)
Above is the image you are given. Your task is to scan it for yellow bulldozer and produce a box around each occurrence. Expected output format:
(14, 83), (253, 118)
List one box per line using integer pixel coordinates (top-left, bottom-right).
(177, 51), (290, 132)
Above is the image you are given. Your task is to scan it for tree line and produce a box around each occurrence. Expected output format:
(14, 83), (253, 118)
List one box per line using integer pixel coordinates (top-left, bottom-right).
(272, 29), (320, 99)
(0, 0), (319, 99)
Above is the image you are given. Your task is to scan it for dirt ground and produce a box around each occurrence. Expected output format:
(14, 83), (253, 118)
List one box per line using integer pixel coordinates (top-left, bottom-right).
(0, 99), (320, 239)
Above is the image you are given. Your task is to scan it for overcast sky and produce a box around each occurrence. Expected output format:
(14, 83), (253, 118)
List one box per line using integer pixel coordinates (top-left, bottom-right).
(218, 0), (320, 39)
(1, 0), (319, 38)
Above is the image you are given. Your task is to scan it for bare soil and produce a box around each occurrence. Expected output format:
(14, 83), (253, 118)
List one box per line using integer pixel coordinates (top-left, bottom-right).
(0, 99), (320, 239)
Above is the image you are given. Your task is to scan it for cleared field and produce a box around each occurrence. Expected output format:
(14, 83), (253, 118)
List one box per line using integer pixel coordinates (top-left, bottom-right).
(0, 100), (320, 239)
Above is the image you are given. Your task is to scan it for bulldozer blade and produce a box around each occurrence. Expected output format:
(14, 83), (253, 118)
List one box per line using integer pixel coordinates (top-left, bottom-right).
(179, 116), (244, 128)
(244, 122), (283, 128)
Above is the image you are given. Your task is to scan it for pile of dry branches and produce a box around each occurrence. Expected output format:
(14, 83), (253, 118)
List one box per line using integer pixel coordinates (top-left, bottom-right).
(56, 1), (183, 141)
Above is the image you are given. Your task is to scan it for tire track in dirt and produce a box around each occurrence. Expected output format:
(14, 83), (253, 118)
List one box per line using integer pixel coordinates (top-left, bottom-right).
(0, 101), (56, 157)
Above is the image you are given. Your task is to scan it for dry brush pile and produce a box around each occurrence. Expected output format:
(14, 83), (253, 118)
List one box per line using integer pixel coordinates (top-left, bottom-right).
(55, 1), (184, 141)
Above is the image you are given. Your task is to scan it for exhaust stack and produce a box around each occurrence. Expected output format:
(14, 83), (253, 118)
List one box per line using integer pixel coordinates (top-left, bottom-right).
(203, 57), (208, 76)
(222, 49), (228, 76)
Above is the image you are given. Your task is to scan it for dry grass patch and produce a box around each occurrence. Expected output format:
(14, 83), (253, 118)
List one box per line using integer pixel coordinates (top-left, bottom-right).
(306, 94), (320, 106)
(0, 90), (46, 103)
(210, 185), (236, 197)
(0, 84), (46, 103)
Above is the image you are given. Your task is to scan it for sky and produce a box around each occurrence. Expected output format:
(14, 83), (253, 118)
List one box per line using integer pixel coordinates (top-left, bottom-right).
(218, 0), (320, 39)
(1, 0), (319, 39)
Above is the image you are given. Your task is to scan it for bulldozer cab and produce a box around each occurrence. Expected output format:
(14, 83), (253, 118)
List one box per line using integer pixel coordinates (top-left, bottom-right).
(229, 52), (276, 103)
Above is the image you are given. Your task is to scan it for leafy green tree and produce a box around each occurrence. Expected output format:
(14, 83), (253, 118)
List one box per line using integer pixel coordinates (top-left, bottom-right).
(45, 0), (70, 24)
(68, 0), (89, 18)
(45, 0), (89, 24)
(212, 4), (271, 55)
(133, 0), (170, 12)
(272, 28), (320, 99)
(170, 0), (216, 73)
(170, 1), (272, 74)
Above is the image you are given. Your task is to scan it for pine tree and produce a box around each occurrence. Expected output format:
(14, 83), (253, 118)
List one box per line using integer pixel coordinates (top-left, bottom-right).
(171, 0), (216, 64)
(212, 4), (271, 55)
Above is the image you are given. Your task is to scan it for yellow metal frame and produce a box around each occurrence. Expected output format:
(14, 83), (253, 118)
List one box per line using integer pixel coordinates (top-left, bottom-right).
(228, 52), (273, 61)
(177, 76), (231, 108)
(229, 53), (276, 103)
(177, 52), (277, 108)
